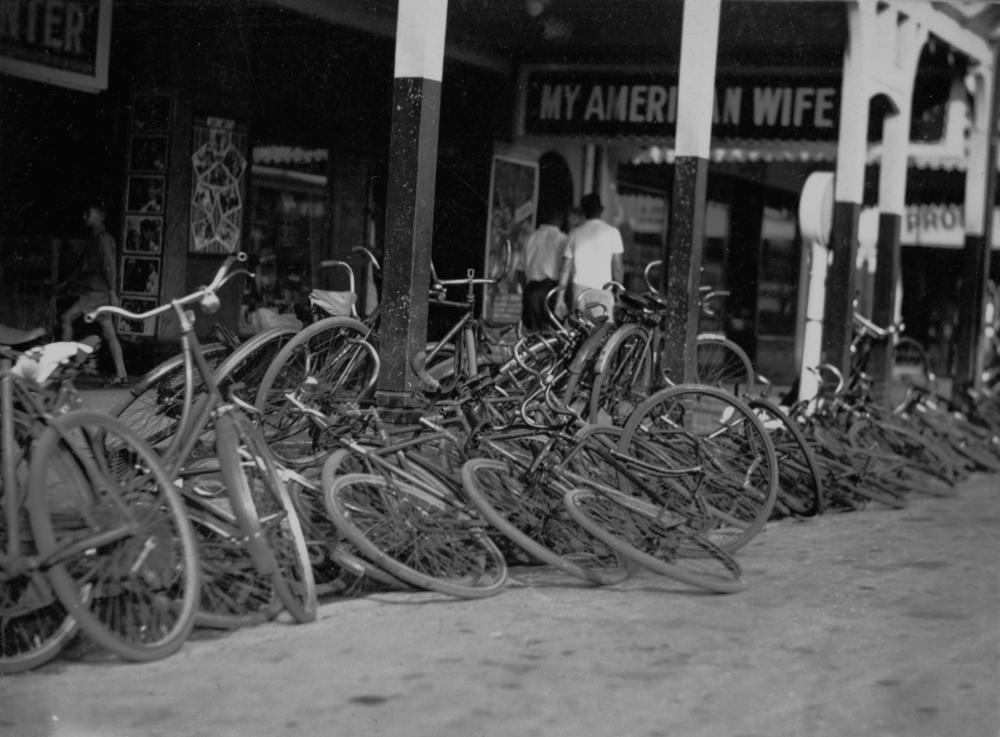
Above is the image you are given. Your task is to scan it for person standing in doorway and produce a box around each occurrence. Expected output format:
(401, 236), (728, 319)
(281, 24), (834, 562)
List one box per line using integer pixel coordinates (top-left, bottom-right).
(58, 203), (128, 385)
(556, 193), (624, 322)
(518, 209), (566, 331)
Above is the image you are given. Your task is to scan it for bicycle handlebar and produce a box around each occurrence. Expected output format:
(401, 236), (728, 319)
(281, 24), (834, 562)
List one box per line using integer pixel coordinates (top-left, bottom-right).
(432, 240), (512, 288)
(852, 311), (898, 340)
(86, 252), (249, 324)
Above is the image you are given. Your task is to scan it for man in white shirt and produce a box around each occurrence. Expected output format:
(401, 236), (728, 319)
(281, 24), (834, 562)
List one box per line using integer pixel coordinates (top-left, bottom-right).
(556, 193), (624, 321)
(518, 210), (566, 330)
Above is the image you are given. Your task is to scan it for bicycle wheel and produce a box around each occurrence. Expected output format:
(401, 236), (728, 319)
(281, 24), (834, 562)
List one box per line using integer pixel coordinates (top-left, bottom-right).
(560, 321), (615, 413)
(460, 458), (628, 586)
(212, 326), (298, 401)
(27, 410), (199, 662)
(588, 323), (654, 424)
(187, 506), (282, 630)
(748, 398), (824, 517)
(619, 384), (778, 553)
(1, 412), (79, 673)
(695, 335), (756, 396)
(563, 488), (746, 593)
(215, 413), (317, 622)
(114, 342), (231, 453)
(325, 472), (508, 598)
(255, 317), (376, 466)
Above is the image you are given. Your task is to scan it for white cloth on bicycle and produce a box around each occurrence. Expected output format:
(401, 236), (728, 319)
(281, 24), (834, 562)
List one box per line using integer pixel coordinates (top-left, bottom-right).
(11, 342), (93, 386)
(309, 289), (357, 317)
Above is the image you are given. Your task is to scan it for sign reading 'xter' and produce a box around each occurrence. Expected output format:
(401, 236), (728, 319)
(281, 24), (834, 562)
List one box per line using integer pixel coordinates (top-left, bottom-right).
(0, 0), (111, 92)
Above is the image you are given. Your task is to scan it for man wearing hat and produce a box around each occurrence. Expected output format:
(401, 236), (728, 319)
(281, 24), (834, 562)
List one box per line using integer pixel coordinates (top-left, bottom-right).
(556, 192), (624, 321)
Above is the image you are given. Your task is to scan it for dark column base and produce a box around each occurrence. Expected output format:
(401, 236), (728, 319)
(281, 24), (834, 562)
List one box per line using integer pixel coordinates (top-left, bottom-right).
(661, 155), (709, 384)
(869, 212), (901, 390)
(821, 200), (862, 377)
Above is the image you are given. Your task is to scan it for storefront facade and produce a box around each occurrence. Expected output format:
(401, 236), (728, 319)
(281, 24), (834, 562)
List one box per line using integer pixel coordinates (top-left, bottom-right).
(0, 0), (508, 368)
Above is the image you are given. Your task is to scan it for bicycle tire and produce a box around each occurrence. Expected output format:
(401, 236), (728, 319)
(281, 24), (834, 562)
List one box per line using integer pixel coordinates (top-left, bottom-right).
(215, 413), (317, 622)
(212, 326), (299, 400)
(254, 317), (375, 466)
(748, 398), (824, 517)
(460, 458), (628, 586)
(187, 507), (282, 630)
(1, 409), (80, 673)
(114, 342), (231, 453)
(325, 472), (508, 598)
(563, 487), (746, 594)
(588, 322), (654, 424)
(618, 384), (778, 553)
(28, 410), (200, 662)
(560, 321), (615, 413)
(695, 334), (756, 396)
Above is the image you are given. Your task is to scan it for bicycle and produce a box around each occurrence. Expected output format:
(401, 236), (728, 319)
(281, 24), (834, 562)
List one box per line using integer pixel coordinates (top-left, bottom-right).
(88, 254), (317, 627)
(2, 340), (199, 669)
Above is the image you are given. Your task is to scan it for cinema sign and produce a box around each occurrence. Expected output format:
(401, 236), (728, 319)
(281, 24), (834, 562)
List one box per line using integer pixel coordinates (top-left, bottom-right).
(0, 0), (111, 92)
(519, 66), (841, 139)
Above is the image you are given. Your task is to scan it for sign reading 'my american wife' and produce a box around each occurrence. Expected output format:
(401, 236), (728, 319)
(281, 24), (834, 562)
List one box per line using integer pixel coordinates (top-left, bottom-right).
(0, 0), (112, 92)
(520, 68), (841, 139)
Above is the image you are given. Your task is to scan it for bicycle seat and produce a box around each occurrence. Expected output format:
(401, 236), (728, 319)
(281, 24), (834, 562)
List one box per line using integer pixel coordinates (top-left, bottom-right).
(309, 289), (357, 317)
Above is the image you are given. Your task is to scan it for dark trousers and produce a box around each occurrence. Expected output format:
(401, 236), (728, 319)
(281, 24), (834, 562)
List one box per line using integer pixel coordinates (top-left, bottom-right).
(522, 278), (559, 331)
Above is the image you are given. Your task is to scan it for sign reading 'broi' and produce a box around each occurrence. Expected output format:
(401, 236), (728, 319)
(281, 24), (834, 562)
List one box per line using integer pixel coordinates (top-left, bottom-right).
(520, 68), (841, 140)
(0, 0), (112, 92)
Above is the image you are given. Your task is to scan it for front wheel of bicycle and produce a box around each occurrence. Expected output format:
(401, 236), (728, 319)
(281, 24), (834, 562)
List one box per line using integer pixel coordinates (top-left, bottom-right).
(325, 472), (508, 598)
(563, 488), (746, 594)
(215, 413), (317, 623)
(28, 410), (200, 662)
(460, 457), (629, 586)
(619, 384), (778, 554)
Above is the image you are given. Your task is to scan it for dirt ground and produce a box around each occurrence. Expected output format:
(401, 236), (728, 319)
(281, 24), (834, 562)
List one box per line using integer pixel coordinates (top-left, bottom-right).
(1, 465), (997, 737)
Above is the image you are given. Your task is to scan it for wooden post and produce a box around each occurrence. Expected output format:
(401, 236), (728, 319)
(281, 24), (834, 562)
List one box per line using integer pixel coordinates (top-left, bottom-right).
(376, 0), (448, 409)
(661, 0), (721, 384)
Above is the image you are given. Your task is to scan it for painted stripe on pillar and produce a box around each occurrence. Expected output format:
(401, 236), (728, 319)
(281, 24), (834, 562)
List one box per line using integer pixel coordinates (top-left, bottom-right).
(674, 0), (720, 158)
(394, 0), (448, 82)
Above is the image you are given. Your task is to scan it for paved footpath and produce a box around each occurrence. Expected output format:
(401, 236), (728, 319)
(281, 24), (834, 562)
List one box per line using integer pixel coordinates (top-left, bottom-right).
(1, 473), (997, 737)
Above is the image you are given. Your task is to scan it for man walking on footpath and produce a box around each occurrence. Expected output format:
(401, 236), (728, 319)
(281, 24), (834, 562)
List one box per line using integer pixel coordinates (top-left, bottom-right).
(57, 202), (129, 385)
(518, 209), (566, 331)
(556, 193), (624, 322)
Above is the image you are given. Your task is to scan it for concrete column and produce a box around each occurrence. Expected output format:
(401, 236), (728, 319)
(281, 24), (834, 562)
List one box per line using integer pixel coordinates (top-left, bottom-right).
(870, 21), (926, 391)
(661, 0), (721, 384)
(954, 56), (999, 391)
(376, 0), (448, 407)
(822, 1), (870, 377)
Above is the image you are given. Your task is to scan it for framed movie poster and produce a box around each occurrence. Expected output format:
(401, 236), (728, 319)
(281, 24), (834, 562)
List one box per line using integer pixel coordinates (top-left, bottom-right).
(126, 175), (166, 214)
(123, 215), (163, 254)
(129, 135), (168, 173)
(482, 152), (539, 323)
(117, 297), (157, 338)
(121, 255), (161, 297)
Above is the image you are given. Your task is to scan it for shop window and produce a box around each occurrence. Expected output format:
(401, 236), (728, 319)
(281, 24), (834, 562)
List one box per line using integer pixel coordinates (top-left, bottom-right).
(756, 208), (799, 337)
(241, 146), (329, 334)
